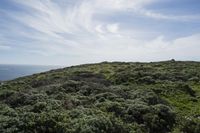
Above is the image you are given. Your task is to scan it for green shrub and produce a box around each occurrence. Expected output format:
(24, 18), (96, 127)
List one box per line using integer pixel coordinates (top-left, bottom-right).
(181, 118), (200, 133)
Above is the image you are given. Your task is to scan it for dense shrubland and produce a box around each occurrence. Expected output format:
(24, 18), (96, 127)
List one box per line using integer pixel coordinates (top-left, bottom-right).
(0, 61), (200, 133)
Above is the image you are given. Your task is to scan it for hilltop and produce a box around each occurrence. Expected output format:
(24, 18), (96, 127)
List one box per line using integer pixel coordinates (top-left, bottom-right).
(0, 61), (200, 133)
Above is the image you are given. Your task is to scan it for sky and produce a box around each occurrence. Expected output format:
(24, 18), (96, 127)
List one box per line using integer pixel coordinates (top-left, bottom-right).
(0, 0), (200, 66)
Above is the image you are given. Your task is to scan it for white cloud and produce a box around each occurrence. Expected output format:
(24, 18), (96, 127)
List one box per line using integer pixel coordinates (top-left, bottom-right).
(11, 0), (157, 34)
(106, 23), (119, 33)
(92, 0), (154, 11)
(137, 9), (200, 21)
(1, 0), (199, 65)
(95, 25), (105, 34)
(81, 34), (200, 62)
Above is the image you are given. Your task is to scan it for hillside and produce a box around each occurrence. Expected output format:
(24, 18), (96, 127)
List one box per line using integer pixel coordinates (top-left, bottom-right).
(0, 61), (200, 133)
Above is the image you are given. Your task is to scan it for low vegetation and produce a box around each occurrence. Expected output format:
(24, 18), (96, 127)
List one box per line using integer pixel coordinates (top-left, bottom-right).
(0, 60), (200, 133)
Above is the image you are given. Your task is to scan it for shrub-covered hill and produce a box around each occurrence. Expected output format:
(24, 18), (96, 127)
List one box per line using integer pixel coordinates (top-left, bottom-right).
(0, 61), (200, 133)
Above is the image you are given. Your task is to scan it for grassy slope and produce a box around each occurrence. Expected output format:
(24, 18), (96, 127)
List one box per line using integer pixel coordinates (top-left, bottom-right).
(0, 61), (200, 133)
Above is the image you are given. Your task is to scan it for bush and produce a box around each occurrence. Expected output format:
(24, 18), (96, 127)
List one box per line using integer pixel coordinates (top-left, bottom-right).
(148, 104), (175, 133)
(181, 118), (200, 133)
(130, 89), (163, 105)
(5, 92), (48, 107)
(124, 104), (175, 133)
(68, 108), (130, 133)
(176, 84), (195, 96)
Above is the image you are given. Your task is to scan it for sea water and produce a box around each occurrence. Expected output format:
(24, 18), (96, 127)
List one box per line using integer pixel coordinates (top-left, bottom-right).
(0, 64), (60, 81)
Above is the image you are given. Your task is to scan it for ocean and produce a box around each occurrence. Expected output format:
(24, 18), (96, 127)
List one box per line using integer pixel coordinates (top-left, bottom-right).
(0, 64), (60, 81)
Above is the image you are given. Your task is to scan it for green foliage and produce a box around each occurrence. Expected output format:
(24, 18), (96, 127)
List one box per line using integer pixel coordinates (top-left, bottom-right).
(1, 61), (200, 132)
(181, 118), (200, 133)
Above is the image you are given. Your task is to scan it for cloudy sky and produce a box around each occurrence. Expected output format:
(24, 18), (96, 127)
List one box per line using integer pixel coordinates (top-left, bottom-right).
(0, 0), (200, 65)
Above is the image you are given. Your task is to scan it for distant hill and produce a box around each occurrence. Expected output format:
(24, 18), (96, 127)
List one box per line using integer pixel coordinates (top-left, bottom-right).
(0, 61), (200, 133)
